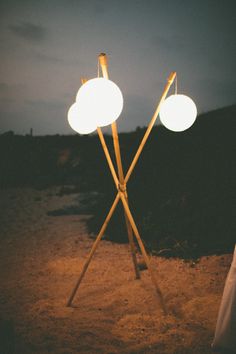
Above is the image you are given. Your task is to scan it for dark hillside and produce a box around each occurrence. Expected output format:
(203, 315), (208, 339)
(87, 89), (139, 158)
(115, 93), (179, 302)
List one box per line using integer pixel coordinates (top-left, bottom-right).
(0, 105), (235, 257)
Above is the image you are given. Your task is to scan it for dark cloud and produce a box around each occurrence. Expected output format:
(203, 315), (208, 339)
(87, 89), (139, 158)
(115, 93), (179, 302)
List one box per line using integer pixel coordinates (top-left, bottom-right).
(9, 22), (47, 42)
(31, 51), (82, 66)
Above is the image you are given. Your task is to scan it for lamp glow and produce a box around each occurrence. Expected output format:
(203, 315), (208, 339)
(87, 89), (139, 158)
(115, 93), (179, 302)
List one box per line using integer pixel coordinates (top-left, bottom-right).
(68, 102), (97, 135)
(160, 94), (197, 132)
(76, 77), (123, 127)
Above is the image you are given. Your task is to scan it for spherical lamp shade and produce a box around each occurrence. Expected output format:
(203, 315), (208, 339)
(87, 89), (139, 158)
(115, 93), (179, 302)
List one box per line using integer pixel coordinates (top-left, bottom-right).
(160, 94), (197, 132)
(76, 77), (123, 127)
(68, 102), (97, 135)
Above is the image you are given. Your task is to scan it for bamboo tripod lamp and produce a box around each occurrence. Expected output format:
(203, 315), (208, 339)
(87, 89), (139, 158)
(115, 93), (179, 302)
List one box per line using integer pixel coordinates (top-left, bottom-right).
(66, 53), (197, 312)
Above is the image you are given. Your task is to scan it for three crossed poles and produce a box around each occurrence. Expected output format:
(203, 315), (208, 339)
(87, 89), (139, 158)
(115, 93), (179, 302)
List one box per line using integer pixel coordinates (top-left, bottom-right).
(67, 53), (176, 314)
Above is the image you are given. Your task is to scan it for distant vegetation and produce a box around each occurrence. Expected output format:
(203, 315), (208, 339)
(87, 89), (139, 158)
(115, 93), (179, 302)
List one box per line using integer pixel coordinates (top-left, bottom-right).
(1, 105), (235, 258)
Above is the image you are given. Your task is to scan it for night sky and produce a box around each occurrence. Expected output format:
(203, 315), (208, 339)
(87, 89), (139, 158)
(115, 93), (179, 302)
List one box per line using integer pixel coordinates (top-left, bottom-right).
(0, 0), (235, 135)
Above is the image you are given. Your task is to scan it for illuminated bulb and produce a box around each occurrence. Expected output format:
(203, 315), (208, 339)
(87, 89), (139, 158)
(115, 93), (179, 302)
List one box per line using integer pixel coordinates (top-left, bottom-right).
(76, 77), (123, 127)
(160, 94), (197, 132)
(68, 102), (97, 135)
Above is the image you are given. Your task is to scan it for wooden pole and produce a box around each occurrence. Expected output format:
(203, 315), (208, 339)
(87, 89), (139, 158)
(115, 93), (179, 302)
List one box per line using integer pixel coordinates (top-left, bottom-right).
(67, 193), (120, 306)
(67, 59), (175, 307)
(124, 71), (176, 184)
(119, 192), (167, 314)
(66, 78), (120, 307)
(97, 127), (120, 189)
(98, 54), (167, 312)
(91, 70), (176, 246)
(96, 125), (167, 312)
(98, 53), (140, 279)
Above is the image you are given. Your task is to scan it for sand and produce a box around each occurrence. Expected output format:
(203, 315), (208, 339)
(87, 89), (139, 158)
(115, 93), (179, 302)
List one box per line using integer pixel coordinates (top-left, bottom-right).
(0, 187), (233, 353)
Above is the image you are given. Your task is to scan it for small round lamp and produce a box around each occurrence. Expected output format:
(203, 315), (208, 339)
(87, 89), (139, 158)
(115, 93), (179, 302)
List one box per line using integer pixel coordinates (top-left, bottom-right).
(76, 77), (123, 127)
(160, 94), (197, 132)
(68, 102), (97, 135)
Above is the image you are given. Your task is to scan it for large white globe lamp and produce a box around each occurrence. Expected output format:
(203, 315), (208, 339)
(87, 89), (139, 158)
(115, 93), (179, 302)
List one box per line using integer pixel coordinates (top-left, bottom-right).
(76, 77), (123, 127)
(68, 102), (97, 135)
(160, 94), (197, 132)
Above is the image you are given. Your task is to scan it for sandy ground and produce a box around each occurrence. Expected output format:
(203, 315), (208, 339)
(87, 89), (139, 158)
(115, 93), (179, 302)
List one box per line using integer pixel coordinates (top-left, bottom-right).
(0, 187), (233, 354)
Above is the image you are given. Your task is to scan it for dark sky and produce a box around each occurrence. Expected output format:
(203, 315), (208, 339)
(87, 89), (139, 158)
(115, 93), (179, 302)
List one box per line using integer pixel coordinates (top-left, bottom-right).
(0, 0), (235, 135)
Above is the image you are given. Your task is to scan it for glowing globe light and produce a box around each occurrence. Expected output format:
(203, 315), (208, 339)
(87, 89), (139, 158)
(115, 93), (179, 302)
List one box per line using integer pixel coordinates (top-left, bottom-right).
(76, 77), (123, 127)
(159, 94), (197, 132)
(68, 102), (97, 135)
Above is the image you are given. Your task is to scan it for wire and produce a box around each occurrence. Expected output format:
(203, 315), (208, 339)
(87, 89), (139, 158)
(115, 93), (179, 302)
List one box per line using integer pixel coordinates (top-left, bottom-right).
(97, 57), (100, 78)
(175, 74), (178, 94)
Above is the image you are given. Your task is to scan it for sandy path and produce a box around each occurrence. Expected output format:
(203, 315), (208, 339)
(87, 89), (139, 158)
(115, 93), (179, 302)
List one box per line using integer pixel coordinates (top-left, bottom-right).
(0, 187), (232, 353)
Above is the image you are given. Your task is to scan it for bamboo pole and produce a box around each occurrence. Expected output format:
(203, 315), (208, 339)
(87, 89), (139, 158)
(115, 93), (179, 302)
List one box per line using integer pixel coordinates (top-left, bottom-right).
(97, 127), (140, 279)
(124, 71), (176, 184)
(67, 193), (120, 306)
(92, 70), (176, 240)
(81, 80), (120, 188)
(98, 54), (167, 312)
(66, 78), (120, 307)
(98, 53), (140, 279)
(67, 59), (175, 307)
(119, 192), (167, 314)
(97, 127), (120, 189)
(96, 126), (167, 312)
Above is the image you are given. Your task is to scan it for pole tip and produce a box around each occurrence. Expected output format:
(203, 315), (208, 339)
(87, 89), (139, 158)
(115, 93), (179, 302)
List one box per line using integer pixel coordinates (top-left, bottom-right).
(81, 77), (87, 84)
(98, 53), (108, 67)
(168, 71), (177, 83)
